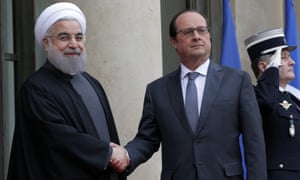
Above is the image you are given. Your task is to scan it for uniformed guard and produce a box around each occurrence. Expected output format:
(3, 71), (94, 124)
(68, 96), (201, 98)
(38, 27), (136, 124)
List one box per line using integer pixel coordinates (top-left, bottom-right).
(245, 28), (300, 180)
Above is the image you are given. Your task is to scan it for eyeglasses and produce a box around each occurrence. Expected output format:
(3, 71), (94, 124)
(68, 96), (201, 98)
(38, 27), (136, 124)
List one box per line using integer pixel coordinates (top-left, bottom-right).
(47, 33), (85, 43)
(176, 26), (209, 37)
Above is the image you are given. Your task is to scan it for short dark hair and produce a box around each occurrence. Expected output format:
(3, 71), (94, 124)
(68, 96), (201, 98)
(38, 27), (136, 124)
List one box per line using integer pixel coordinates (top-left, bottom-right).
(251, 54), (271, 78)
(169, 9), (209, 39)
(251, 58), (260, 78)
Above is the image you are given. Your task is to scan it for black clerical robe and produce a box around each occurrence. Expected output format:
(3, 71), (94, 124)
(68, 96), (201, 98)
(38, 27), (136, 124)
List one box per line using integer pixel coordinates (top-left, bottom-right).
(7, 61), (126, 180)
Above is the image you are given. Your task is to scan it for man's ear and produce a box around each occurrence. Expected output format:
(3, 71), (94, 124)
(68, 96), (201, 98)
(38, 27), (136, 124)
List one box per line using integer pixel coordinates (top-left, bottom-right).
(258, 61), (268, 73)
(170, 37), (177, 49)
(43, 38), (49, 51)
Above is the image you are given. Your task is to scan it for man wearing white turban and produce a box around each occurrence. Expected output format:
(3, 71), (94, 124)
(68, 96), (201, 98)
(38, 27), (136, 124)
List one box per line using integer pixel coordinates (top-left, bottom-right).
(7, 2), (128, 180)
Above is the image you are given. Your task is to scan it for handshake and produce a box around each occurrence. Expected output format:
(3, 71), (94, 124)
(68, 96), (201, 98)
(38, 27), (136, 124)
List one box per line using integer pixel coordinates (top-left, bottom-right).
(109, 142), (130, 172)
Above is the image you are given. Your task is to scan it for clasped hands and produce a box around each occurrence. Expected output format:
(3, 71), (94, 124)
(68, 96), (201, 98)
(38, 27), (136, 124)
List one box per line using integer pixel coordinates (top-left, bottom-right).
(109, 142), (130, 172)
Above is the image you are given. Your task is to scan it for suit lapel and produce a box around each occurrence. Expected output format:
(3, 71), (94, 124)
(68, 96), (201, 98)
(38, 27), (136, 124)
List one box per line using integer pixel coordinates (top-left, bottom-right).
(167, 68), (194, 135)
(195, 63), (224, 135)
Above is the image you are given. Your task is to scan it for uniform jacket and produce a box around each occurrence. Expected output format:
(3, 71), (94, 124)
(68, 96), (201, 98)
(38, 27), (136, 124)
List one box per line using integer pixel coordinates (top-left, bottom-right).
(255, 67), (300, 174)
(126, 62), (267, 180)
(7, 61), (126, 180)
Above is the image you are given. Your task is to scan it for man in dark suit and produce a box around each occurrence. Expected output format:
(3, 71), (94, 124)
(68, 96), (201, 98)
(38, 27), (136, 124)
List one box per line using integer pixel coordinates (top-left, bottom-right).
(245, 28), (300, 180)
(111, 9), (267, 180)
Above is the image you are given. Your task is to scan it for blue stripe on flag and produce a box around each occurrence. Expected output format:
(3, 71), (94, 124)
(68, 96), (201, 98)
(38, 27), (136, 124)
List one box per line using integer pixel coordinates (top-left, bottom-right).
(285, 0), (300, 88)
(220, 0), (246, 179)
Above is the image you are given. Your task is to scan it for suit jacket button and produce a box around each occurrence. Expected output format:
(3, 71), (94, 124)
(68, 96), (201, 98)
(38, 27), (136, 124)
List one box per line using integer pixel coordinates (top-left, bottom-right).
(279, 163), (284, 169)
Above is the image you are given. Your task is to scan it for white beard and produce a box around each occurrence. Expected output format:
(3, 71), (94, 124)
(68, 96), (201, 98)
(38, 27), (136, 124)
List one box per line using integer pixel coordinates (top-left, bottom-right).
(47, 42), (87, 75)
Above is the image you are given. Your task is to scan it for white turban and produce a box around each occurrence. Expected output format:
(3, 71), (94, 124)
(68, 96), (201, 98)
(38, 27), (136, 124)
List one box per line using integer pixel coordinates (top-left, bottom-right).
(34, 2), (86, 47)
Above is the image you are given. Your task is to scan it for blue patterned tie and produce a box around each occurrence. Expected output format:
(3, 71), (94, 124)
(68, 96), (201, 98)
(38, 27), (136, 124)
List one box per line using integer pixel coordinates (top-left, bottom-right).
(185, 72), (199, 132)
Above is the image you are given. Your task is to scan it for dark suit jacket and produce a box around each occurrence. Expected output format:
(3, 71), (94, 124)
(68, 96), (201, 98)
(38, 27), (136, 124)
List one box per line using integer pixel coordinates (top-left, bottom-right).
(255, 67), (300, 179)
(126, 62), (267, 180)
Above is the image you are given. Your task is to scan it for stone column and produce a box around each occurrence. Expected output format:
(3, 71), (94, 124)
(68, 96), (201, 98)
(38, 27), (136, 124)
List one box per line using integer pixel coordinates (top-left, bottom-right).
(70, 0), (162, 179)
(234, 0), (284, 81)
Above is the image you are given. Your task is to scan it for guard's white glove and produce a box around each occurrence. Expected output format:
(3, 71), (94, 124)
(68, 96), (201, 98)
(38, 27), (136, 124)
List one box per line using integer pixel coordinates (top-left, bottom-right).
(263, 47), (283, 69)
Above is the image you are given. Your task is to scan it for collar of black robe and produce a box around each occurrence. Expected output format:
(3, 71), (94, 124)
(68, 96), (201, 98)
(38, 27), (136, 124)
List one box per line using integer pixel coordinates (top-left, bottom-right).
(43, 59), (80, 80)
